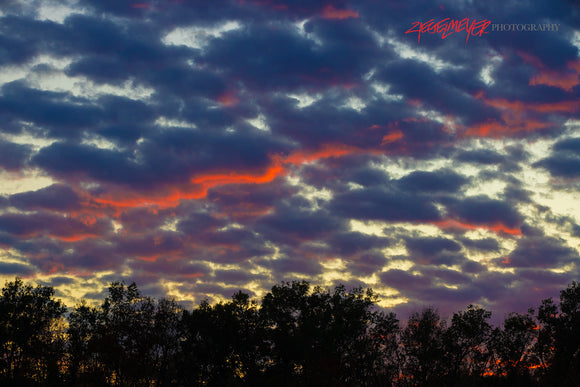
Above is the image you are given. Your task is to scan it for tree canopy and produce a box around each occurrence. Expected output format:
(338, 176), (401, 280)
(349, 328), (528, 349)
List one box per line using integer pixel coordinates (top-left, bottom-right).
(0, 277), (579, 386)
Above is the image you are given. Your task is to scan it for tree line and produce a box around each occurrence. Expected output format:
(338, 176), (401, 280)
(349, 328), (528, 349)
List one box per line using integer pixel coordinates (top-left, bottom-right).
(0, 277), (579, 386)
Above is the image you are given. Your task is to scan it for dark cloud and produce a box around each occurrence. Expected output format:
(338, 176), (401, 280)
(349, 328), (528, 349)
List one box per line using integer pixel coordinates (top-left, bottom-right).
(406, 236), (462, 256)
(325, 232), (391, 257)
(203, 21), (379, 92)
(455, 149), (505, 165)
(0, 212), (111, 240)
(461, 260), (487, 274)
(206, 178), (298, 218)
(375, 59), (494, 124)
(0, 140), (31, 170)
(498, 236), (579, 268)
(404, 238), (466, 266)
(459, 237), (500, 252)
(329, 187), (441, 222)
(177, 212), (227, 235)
(347, 252), (388, 276)
(0, 261), (35, 275)
(422, 267), (471, 285)
(396, 169), (468, 193)
(0, 16), (69, 66)
(33, 142), (145, 186)
(535, 155), (580, 178)
(553, 137), (580, 154)
(257, 203), (347, 242)
(213, 269), (266, 285)
(447, 196), (523, 229)
(0, 81), (102, 138)
(119, 207), (177, 234)
(380, 269), (433, 289)
(40, 276), (76, 287)
(10, 184), (81, 211)
(502, 184), (532, 203)
(130, 257), (210, 279)
(348, 168), (390, 187)
(535, 137), (580, 178)
(114, 232), (184, 259)
(98, 95), (156, 125)
(258, 255), (322, 277)
(33, 125), (288, 189)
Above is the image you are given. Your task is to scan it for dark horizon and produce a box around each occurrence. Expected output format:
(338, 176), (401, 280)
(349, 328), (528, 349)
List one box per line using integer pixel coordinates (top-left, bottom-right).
(1, 0), (580, 342)
(1, 276), (579, 386)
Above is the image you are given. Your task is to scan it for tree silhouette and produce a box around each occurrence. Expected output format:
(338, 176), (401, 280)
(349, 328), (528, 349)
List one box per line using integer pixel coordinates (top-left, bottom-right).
(400, 307), (446, 386)
(179, 291), (266, 386)
(489, 310), (539, 386)
(537, 281), (580, 386)
(1, 276), (580, 386)
(67, 301), (107, 385)
(69, 281), (183, 386)
(443, 304), (493, 383)
(0, 278), (66, 384)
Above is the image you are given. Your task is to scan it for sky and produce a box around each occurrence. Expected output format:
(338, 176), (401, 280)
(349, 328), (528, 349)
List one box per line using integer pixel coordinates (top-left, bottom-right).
(0, 0), (579, 322)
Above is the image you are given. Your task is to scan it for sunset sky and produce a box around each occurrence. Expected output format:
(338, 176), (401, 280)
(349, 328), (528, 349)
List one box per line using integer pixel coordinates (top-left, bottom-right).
(1, 0), (579, 322)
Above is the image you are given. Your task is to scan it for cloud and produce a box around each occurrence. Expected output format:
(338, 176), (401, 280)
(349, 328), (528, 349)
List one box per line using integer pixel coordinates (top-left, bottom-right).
(0, 0), (579, 323)
(0, 140), (31, 170)
(405, 236), (462, 256)
(497, 236), (579, 268)
(0, 261), (36, 275)
(396, 169), (468, 193)
(535, 137), (580, 178)
(446, 196), (523, 230)
(0, 81), (102, 138)
(325, 232), (391, 257)
(0, 212), (111, 241)
(10, 184), (81, 211)
(347, 252), (388, 276)
(455, 149), (505, 165)
(459, 237), (500, 252)
(329, 187), (441, 222)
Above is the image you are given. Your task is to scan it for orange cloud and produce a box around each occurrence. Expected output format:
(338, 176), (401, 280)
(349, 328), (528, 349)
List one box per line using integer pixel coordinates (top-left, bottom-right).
(464, 118), (552, 137)
(217, 91), (239, 107)
(517, 52), (580, 92)
(131, 3), (151, 9)
(52, 233), (100, 242)
(475, 92), (580, 113)
(381, 130), (404, 145)
(434, 219), (522, 236)
(182, 273), (205, 279)
(407, 99), (423, 107)
(137, 254), (162, 262)
(85, 143), (371, 215)
(464, 91), (578, 137)
(281, 143), (363, 165)
(321, 5), (359, 20)
(517, 51), (544, 69)
(530, 70), (580, 92)
(528, 57), (580, 92)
